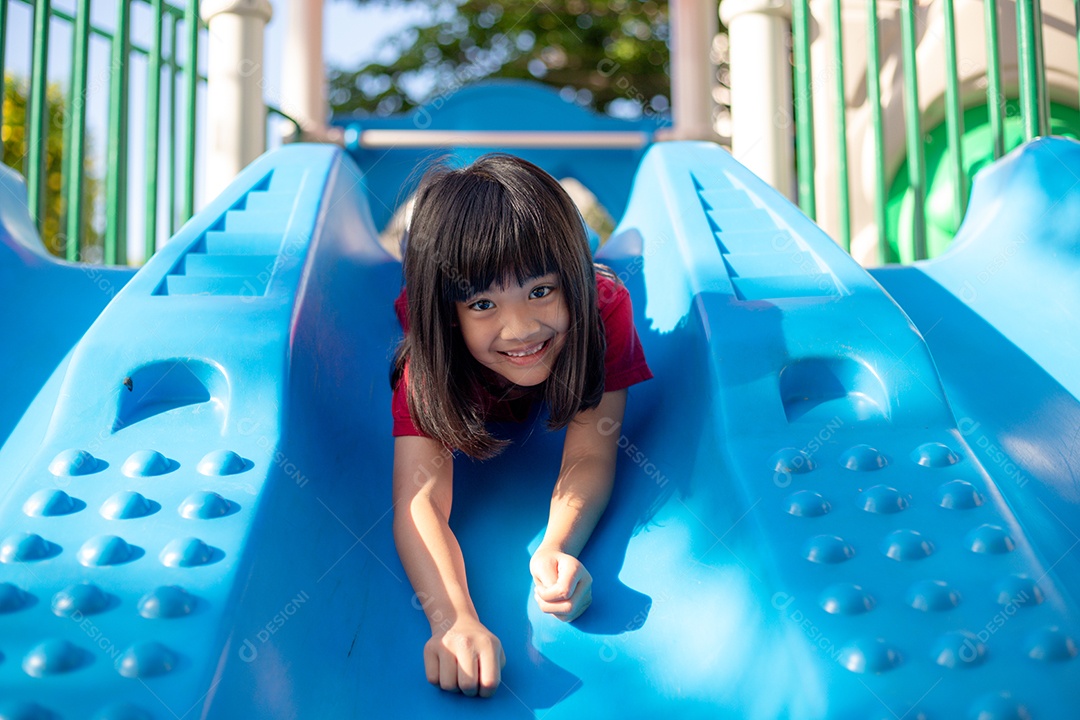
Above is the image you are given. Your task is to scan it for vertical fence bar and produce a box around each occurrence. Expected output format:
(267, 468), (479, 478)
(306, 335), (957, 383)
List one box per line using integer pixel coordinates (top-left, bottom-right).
(867, 0), (888, 263)
(144, 0), (164, 261)
(167, 14), (178, 235)
(984, 0), (1005, 158)
(182, 0), (198, 222)
(105, 0), (131, 264)
(1033, 0), (1049, 133)
(61, 22), (72, 254)
(1017, 0), (1044, 139)
(791, 0), (816, 219)
(26, 0), (52, 228)
(65, 0), (92, 261)
(943, 0), (967, 221)
(830, 0), (850, 250)
(900, 0), (926, 259)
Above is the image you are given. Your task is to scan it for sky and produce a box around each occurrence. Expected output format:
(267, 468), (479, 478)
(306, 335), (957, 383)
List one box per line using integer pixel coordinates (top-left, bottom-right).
(3, 0), (429, 262)
(264, 0), (433, 145)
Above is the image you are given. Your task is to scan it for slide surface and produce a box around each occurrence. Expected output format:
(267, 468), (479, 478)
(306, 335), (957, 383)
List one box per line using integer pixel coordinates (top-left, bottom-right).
(0, 138), (1078, 719)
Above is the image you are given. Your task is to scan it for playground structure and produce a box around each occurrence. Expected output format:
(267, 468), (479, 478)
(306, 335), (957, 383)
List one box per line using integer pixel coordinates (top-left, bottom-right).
(3, 79), (1080, 717)
(2, 0), (1080, 717)
(809, 0), (1080, 264)
(722, 0), (1080, 264)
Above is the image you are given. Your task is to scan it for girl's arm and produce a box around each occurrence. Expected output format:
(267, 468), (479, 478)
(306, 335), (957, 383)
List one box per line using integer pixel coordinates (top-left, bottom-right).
(392, 435), (505, 697)
(531, 388), (627, 621)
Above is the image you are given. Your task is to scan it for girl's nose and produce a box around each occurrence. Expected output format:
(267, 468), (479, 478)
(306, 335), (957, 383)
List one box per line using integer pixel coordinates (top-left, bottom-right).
(501, 310), (541, 341)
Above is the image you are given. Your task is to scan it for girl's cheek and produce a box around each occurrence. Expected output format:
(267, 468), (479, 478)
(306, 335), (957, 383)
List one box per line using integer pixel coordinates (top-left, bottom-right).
(553, 302), (571, 331)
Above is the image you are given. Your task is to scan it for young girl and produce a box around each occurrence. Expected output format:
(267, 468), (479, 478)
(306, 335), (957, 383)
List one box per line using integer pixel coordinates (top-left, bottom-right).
(390, 153), (652, 698)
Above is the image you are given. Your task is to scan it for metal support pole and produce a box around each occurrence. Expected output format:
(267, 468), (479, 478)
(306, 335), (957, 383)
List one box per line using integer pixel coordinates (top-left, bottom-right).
(282, 0), (337, 142)
(201, 0), (273, 201)
(670, 0), (719, 141)
(720, 0), (794, 199)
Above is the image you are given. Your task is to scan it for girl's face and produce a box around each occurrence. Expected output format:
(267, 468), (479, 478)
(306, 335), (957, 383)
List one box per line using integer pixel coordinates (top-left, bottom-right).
(455, 273), (570, 388)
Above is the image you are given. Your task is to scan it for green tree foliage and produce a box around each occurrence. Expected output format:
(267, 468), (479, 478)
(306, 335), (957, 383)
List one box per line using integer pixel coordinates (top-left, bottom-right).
(329, 0), (671, 119)
(2, 73), (103, 259)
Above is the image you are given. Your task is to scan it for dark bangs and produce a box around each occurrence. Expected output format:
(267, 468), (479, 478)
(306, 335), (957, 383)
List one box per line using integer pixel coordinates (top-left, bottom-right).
(433, 161), (576, 303)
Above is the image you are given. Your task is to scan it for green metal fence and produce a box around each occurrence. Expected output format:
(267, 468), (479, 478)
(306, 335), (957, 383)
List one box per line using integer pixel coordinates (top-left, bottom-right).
(1, 0), (203, 265)
(790, 0), (1080, 263)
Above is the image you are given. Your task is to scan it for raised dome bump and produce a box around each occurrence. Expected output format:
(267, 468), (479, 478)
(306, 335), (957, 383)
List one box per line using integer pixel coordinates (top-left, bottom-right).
(860, 485), (909, 514)
(907, 579), (962, 611)
(0, 533), (55, 563)
(77, 536), (137, 567)
(52, 583), (110, 617)
(120, 450), (172, 477)
(23, 489), (80, 517)
(0, 702), (57, 720)
(911, 442), (960, 467)
(0, 583), (30, 614)
(160, 537), (216, 567)
(769, 447), (815, 475)
(100, 491), (156, 520)
(197, 449), (248, 476)
(1026, 626), (1079, 662)
(819, 583), (875, 615)
(966, 524), (1016, 554)
(178, 491), (233, 519)
(882, 529), (934, 561)
(21, 639), (87, 677)
(968, 691), (1033, 720)
(117, 642), (177, 678)
(838, 445), (887, 471)
(837, 637), (902, 674)
(784, 490), (830, 517)
(138, 585), (196, 619)
(994, 575), (1044, 607)
(803, 535), (855, 564)
(48, 448), (100, 476)
(936, 479), (984, 510)
(933, 630), (987, 668)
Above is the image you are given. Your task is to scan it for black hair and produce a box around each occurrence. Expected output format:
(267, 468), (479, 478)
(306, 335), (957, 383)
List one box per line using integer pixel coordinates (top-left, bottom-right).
(391, 153), (607, 458)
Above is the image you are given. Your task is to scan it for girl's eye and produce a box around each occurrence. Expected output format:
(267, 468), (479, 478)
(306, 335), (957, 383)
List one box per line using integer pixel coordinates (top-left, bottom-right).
(529, 285), (555, 300)
(468, 299), (494, 311)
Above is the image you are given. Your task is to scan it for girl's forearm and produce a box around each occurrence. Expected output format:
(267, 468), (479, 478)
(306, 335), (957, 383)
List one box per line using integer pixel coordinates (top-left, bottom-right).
(539, 454), (615, 557)
(394, 499), (479, 630)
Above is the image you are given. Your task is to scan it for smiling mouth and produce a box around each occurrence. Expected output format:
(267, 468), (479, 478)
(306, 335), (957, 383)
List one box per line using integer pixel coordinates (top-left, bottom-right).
(499, 340), (548, 358)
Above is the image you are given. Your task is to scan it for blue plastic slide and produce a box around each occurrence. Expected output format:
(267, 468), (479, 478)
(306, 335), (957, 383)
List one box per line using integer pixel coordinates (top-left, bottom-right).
(0, 136), (1078, 719)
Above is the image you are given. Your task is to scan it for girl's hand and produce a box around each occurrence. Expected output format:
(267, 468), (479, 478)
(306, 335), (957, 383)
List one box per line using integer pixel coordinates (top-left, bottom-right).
(530, 548), (593, 622)
(424, 617), (505, 698)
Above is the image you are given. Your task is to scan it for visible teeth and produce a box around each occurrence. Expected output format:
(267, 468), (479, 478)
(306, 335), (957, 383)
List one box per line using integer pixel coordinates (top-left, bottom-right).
(505, 341), (544, 357)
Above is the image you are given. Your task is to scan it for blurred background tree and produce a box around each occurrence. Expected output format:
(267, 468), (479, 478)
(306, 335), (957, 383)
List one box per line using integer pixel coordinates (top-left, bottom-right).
(328, 0), (674, 120)
(2, 74), (103, 260)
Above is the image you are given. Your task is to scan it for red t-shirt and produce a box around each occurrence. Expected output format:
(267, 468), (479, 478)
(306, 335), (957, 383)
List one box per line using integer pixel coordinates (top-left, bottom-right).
(392, 273), (653, 437)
